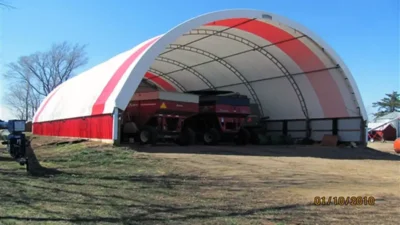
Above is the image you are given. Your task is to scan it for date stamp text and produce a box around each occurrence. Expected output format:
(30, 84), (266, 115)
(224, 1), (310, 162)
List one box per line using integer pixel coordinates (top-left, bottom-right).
(314, 196), (375, 206)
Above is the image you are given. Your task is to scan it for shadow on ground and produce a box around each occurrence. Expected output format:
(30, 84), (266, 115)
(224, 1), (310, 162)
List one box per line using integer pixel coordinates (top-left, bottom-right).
(0, 204), (302, 224)
(1, 141), (399, 224)
(0, 156), (15, 162)
(0, 172), (310, 224)
(128, 143), (400, 161)
(1, 170), (399, 224)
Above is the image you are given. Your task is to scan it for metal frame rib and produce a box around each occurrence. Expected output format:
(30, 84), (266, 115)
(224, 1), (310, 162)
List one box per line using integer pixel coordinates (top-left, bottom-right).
(155, 56), (215, 89)
(159, 18), (256, 56)
(184, 28), (310, 119)
(166, 44), (264, 117)
(147, 68), (187, 92)
(145, 34), (309, 118)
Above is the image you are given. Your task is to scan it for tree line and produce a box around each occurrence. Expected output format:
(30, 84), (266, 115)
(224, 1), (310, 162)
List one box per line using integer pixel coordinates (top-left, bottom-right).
(372, 91), (400, 118)
(2, 42), (88, 120)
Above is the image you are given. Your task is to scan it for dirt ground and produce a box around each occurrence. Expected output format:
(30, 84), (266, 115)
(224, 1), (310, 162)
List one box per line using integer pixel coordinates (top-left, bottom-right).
(136, 142), (400, 223)
(0, 136), (399, 225)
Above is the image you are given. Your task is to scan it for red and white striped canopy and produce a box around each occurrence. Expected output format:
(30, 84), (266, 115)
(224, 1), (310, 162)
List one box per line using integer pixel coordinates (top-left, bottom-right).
(33, 9), (366, 123)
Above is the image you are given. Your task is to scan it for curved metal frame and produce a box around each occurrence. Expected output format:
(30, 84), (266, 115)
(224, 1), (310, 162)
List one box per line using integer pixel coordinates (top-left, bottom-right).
(160, 18), (256, 56)
(155, 56), (215, 89)
(140, 77), (163, 90)
(167, 43), (264, 116)
(184, 29), (310, 119)
(147, 68), (187, 92)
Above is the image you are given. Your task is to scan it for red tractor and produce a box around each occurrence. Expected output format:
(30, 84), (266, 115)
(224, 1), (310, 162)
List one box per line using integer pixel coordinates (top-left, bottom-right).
(121, 91), (199, 145)
(183, 90), (252, 145)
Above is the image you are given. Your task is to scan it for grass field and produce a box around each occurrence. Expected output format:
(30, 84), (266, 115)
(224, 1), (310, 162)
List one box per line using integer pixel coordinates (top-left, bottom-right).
(0, 135), (399, 225)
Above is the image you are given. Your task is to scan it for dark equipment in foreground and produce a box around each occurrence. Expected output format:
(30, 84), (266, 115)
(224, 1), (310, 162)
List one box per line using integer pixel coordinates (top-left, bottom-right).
(0, 120), (29, 170)
(121, 91), (199, 145)
(184, 90), (252, 145)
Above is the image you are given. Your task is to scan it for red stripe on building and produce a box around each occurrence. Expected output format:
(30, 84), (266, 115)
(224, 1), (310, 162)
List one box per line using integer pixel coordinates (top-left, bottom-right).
(144, 72), (177, 91)
(33, 84), (63, 123)
(33, 114), (113, 139)
(91, 37), (161, 115)
(206, 18), (348, 118)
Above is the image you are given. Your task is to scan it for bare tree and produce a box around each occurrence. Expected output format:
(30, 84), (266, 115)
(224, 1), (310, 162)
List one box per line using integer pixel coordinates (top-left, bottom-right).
(0, 0), (15, 9)
(3, 42), (88, 120)
(3, 82), (30, 120)
(5, 42), (88, 97)
(28, 89), (41, 119)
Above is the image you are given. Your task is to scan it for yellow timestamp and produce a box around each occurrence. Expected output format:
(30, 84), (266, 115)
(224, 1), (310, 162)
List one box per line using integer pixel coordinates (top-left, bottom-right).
(314, 196), (375, 206)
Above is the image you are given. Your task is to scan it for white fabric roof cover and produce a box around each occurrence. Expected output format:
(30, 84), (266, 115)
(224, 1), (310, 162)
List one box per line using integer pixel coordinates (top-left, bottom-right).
(368, 122), (395, 131)
(374, 112), (400, 121)
(33, 9), (367, 123)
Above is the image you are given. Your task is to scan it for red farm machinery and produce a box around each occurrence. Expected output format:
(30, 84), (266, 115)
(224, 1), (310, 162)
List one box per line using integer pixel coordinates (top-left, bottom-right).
(183, 90), (252, 145)
(121, 91), (199, 145)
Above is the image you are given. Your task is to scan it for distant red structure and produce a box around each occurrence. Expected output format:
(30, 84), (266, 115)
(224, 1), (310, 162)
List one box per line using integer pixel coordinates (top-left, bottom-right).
(368, 123), (397, 142)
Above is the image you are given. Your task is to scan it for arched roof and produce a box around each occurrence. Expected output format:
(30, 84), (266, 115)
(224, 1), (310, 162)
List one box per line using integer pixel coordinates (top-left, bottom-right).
(33, 9), (367, 123)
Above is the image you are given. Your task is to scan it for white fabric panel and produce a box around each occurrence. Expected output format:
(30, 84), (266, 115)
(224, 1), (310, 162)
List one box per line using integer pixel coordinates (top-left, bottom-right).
(288, 131), (307, 138)
(204, 27), (324, 119)
(266, 131), (282, 135)
(251, 78), (305, 120)
(267, 19), (366, 119)
(166, 70), (210, 90)
(287, 121), (306, 130)
(32, 84), (63, 122)
(338, 118), (362, 130)
(338, 131), (361, 142)
(189, 36), (252, 57)
(35, 47), (138, 122)
(104, 36), (162, 114)
(151, 60), (181, 73)
(224, 51), (284, 80)
(211, 26), (305, 75)
(172, 34), (202, 46)
(311, 131), (332, 141)
(311, 120), (332, 130)
(296, 37), (337, 68)
(194, 61), (242, 86)
(162, 49), (211, 66)
(298, 37), (360, 117)
(191, 26), (302, 77)
(293, 75), (324, 118)
(266, 121), (283, 130)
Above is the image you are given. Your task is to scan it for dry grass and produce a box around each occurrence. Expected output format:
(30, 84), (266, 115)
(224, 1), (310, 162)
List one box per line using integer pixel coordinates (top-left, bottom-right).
(0, 136), (399, 225)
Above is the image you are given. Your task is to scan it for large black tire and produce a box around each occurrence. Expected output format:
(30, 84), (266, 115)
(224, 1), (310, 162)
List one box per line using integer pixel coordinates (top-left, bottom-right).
(250, 129), (260, 145)
(235, 128), (251, 145)
(139, 126), (158, 145)
(203, 128), (220, 145)
(178, 128), (196, 146)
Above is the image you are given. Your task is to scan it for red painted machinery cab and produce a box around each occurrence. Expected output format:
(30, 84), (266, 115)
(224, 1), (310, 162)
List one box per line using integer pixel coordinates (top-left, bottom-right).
(121, 91), (199, 145)
(183, 90), (252, 145)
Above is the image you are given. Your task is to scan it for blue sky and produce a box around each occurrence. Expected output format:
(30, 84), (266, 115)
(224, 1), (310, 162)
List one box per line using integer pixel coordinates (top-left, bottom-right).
(0, 0), (399, 120)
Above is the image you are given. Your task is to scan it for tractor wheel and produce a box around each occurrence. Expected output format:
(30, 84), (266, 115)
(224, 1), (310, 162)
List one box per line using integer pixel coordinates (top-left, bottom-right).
(178, 128), (196, 146)
(203, 128), (220, 145)
(26, 159), (30, 172)
(250, 129), (260, 145)
(139, 126), (158, 145)
(235, 128), (251, 145)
